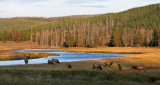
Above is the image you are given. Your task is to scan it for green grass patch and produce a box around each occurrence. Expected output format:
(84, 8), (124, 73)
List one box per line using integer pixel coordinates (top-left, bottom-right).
(0, 69), (158, 85)
(0, 62), (160, 85)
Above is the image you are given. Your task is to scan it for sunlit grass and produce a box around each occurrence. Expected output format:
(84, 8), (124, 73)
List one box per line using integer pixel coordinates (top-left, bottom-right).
(0, 51), (59, 61)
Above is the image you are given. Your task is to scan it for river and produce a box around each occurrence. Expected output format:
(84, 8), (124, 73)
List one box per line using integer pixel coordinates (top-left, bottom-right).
(0, 49), (130, 66)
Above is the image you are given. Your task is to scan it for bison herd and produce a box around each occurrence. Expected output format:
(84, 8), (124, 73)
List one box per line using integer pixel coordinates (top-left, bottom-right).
(93, 62), (146, 72)
(24, 55), (146, 72)
(48, 59), (73, 69)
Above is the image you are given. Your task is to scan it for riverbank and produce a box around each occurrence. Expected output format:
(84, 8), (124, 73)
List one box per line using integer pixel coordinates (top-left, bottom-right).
(0, 41), (61, 60)
(59, 47), (160, 67)
(0, 51), (59, 61)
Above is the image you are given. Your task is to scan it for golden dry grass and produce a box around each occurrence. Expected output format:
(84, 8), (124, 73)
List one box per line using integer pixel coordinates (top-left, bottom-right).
(0, 41), (61, 51)
(0, 41), (60, 60)
(1, 42), (160, 68)
(0, 51), (59, 60)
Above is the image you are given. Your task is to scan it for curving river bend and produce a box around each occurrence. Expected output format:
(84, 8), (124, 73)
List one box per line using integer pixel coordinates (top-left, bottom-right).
(0, 49), (130, 66)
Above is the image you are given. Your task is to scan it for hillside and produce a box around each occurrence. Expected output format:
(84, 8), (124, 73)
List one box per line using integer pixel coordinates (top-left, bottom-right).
(0, 4), (160, 47)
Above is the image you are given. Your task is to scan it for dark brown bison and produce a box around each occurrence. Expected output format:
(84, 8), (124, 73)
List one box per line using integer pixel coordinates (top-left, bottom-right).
(24, 58), (28, 64)
(52, 59), (60, 64)
(24, 57), (29, 64)
(93, 64), (102, 70)
(104, 62), (113, 67)
(67, 63), (72, 69)
(48, 60), (54, 64)
(24, 54), (30, 64)
(132, 65), (146, 72)
(117, 64), (122, 71)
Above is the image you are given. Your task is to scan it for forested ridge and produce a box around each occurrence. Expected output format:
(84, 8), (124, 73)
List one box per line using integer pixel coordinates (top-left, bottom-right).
(0, 4), (160, 47)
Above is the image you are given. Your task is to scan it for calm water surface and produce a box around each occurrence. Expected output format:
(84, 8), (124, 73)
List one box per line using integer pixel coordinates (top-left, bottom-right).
(0, 49), (130, 66)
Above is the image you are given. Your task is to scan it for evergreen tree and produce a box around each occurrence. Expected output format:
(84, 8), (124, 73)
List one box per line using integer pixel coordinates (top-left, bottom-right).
(0, 4), (159, 47)
(151, 28), (159, 46)
(108, 35), (114, 47)
(136, 29), (143, 46)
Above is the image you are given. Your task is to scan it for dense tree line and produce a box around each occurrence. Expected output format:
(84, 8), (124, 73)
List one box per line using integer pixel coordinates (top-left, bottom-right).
(0, 4), (160, 47)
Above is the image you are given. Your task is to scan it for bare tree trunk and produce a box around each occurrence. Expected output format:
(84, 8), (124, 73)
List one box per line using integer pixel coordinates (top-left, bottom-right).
(51, 30), (53, 46)
(56, 30), (58, 47)
(158, 32), (160, 47)
(36, 30), (38, 45)
(47, 31), (48, 46)
(53, 31), (55, 46)
(106, 18), (109, 29)
(30, 28), (33, 45)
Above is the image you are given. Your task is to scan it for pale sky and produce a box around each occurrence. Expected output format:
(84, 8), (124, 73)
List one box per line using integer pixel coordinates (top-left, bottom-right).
(0, 0), (159, 18)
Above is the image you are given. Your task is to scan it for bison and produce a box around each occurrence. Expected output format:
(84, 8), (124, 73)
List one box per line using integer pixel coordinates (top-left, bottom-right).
(24, 57), (29, 64)
(24, 54), (30, 64)
(24, 58), (29, 64)
(117, 64), (122, 71)
(48, 60), (54, 64)
(67, 63), (72, 69)
(104, 62), (113, 67)
(52, 59), (60, 64)
(93, 64), (102, 70)
(132, 65), (146, 72)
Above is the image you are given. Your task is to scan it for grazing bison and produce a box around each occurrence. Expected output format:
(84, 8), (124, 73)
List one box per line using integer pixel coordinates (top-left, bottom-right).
(117, 64), (122, 71)
(93, 64), (102, 70)
(24, 56), (29, 65)
(24, 54), (30, 64)
(24, 58), (29, 64)
(48, 60), (54, 64)
(132, 65), (146, 72)
(67, 63), (72, 69)
(52, 59), (60, 64)
(104, 62), (113, 67)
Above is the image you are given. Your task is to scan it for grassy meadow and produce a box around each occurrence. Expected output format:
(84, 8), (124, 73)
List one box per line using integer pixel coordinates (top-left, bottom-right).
(0, 61), (160, 85)
(0, 47), (160, 85)
(0, 51), (59, 61)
